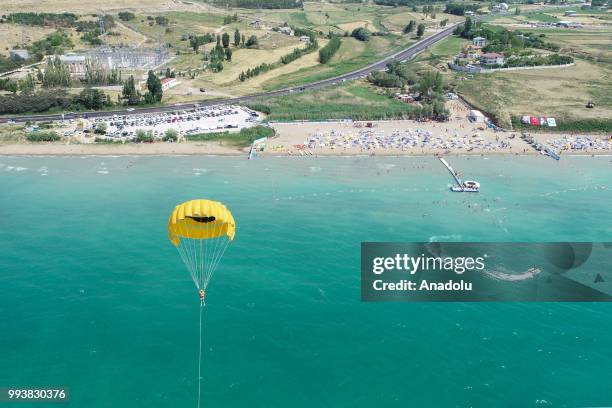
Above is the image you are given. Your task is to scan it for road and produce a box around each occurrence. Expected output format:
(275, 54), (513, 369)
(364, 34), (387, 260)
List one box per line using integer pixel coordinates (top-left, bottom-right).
(2, 21), (464, 124)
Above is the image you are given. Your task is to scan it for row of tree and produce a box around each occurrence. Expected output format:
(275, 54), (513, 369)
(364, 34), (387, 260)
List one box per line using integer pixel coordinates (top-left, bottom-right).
(280, 39), (318, 64)
(403, 21), (425, 37)
(319, 36), (341, 64)
(238, 63), (272, 81)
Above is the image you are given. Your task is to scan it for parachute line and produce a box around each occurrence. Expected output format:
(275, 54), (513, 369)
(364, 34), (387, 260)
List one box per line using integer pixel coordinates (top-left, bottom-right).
(174, 222), (232, 291)
(197, 303), (203, 408)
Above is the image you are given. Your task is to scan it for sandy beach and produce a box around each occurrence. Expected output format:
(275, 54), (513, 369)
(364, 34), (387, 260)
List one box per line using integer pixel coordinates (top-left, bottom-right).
(1, 102), (610, 156)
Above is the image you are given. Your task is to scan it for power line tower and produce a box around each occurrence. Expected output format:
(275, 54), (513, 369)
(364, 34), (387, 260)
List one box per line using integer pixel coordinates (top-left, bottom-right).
(98, 12), (105, 33)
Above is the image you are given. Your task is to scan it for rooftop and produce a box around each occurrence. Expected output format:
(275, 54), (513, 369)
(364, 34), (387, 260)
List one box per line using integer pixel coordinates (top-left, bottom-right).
(481, 52), (504, 58)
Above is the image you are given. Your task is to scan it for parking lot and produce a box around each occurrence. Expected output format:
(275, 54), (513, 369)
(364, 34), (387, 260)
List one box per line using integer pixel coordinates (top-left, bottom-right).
(60, 106), (262, 141)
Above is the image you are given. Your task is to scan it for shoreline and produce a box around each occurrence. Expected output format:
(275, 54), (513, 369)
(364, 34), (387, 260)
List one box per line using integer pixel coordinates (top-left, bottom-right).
(1, 142), (610, 157)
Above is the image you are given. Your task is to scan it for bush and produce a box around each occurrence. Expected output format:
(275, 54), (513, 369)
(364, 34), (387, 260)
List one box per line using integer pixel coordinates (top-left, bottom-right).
(163, 129), (178, 142)
(368, 71), (404, 88)
(26, 131), (61, 142)
(94, 122), (107, 134)
(351, 27), (371, 42)
(135, 129), (154, 143)
(118, 11), (135, 21)
(245, 35), (258, 47)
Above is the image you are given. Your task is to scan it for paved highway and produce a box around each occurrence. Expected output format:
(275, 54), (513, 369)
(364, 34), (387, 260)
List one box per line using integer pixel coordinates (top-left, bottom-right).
(2, 21), (464, 124)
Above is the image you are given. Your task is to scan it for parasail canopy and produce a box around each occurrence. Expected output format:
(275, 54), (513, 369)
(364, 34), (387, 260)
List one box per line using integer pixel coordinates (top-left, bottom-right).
(168, 199), (236, 291)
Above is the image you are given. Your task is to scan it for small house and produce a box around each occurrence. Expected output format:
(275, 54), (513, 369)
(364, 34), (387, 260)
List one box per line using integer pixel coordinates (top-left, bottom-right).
(480, 52), (505, 65)
(564, 10), (577, 16)
(161, 77), (179, 91)
(299, 35), (311, 43)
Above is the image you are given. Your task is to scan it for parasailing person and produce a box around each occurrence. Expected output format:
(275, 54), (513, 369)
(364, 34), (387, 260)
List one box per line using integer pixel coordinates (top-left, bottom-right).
(167, 199), (236, 408)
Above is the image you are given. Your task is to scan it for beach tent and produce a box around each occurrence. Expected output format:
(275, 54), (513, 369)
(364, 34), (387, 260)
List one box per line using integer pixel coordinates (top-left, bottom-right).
(547, 118), (557, 127)
(530, 117), (540, 126)
(521, 116), (530, 124)
(469, 110), (485, 123)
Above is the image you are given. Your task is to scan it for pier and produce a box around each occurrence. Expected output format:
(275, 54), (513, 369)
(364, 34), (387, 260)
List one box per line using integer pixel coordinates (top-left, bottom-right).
(439, 157), (463, 185)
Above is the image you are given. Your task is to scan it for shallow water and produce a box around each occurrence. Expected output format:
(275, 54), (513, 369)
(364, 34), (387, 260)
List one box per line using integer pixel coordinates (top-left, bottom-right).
(1, 155), (611, 407)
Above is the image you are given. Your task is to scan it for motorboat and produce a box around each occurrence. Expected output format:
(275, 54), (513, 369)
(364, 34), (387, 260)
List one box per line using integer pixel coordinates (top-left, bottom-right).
(451, 180), (480, 192)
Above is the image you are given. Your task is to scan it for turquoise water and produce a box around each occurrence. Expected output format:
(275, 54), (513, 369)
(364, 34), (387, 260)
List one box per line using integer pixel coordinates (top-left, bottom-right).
(1, 155), (611, 407)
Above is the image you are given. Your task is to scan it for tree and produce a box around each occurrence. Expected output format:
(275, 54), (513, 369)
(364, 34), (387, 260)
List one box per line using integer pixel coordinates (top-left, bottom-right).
(78, 87), (109, 109)
(122, 75), (140, 106)
(464, 17), (473, 34)
(416, 24), (425, 38)
(417, 71), (443, 101)
(18, 74), (35, 94)
(222, 32), (230, 48)
(245, 35), (258, 47)
(145, 70), (163, 104)
(241, 33), (245, 45)
(234, 29), (241, 47)
(216, 34), (221, 46)
(515, 7), (521, 15)
(403, 20), (415, 34)
(225, 48), (232, 61)
(42, 57), (71, 88)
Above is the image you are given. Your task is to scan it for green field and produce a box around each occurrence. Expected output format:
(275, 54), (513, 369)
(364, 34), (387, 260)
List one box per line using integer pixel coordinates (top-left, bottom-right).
(261, 35), (413, 90)
(248, 82), (418, 121)
(185, 125), (275, 147)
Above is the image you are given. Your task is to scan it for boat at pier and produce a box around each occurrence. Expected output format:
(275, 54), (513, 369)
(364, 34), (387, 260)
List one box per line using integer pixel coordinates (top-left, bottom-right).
(439, 157), (480, 193)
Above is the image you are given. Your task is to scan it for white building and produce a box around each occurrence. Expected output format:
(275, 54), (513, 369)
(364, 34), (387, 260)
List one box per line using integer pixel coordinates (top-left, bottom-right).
(473, 37), (486, 47)
(57, 54), (87, 75)
(299, 35), (311, 43)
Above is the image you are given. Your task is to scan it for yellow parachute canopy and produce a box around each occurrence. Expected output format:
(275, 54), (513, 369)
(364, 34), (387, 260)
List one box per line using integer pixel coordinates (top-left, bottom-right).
(168, 199), (236, 247)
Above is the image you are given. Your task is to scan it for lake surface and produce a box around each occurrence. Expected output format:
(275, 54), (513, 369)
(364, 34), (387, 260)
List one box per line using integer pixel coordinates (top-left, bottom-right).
(1, 155), (611, 407)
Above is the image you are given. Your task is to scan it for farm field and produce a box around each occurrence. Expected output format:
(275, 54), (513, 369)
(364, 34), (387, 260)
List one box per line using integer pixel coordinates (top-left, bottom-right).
(1, 1), (457, 100)
(0, 0), (219, 14)
(399, 17), (612, 131)
(455, 60), (611, 127)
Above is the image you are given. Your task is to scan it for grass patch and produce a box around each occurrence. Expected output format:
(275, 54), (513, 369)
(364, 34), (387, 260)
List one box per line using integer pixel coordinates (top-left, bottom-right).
(248, 82), (418, 121)
(262, 35), (412, 90)
(186, 125), (275, 147)
(525, 13), (559, 23)
(511, 117), (612, 133)
(25, 131), (60, 142)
